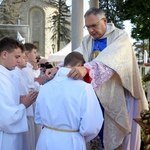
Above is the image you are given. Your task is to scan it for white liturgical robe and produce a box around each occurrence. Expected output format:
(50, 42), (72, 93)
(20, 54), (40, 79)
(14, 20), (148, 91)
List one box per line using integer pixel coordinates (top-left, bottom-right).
(12, 67), (37, 150)
(35, 67), (103, 150)
(22, 62), (41, 91)
(22, 62), (42, 145)
(0, 65), (28, 150)
(12, 67), (34, 117)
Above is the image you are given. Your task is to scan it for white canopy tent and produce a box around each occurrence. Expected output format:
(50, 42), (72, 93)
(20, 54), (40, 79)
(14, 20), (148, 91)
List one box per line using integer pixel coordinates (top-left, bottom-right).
(48, 42), (71, 63)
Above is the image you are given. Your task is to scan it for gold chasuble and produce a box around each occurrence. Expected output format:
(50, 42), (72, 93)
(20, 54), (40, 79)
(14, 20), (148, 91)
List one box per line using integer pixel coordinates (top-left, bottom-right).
(75, 23), (148, 150)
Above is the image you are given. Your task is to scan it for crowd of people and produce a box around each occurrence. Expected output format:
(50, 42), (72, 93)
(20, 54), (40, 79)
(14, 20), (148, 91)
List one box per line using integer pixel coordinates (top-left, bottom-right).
(0, 7), (149, 150)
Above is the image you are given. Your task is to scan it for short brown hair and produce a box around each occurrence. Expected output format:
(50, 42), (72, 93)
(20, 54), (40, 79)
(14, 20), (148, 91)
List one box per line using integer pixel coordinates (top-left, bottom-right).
(24, 43), (37, 52)
(0, 37), (24, 55)
(64, 51), (85, 67)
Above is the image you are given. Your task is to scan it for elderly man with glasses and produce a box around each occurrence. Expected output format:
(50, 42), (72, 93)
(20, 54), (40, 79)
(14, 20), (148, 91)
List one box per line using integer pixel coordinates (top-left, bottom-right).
(46, 8), (148, 150)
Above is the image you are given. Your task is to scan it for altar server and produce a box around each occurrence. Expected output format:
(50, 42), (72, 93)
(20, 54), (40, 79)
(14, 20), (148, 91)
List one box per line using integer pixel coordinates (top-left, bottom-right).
(0, 37), (37, 150)
(35, 51), (103, 150)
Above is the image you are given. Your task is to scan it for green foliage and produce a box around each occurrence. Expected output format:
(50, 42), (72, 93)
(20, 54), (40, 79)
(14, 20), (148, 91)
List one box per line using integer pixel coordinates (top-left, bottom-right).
(121, 0), (150, 41)
(47, 0), (71, 51)
(98, 0), (150, 44)
(98, 0), (125, 29)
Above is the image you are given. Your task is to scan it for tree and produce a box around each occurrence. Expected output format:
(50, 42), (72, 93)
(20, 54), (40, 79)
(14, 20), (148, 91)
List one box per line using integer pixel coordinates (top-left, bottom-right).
(98, 0), (149, 43)
(46, 0), (71, 51)
(100, 0), (150, 53)
(120, 0), (150, 54)
(0, 0), (19, 24)
(99, 0), (125, 29)
(122, 0), (150, 43)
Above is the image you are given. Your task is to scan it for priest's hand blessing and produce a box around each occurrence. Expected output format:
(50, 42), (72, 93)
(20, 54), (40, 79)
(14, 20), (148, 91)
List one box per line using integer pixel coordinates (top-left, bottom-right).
(67, 66), (87, 80)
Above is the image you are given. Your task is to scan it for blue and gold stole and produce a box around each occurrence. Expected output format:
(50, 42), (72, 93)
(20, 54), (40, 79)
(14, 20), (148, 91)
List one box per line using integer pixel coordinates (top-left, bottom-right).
(89, 38), (107, 149)
(90, 38), (107, 60)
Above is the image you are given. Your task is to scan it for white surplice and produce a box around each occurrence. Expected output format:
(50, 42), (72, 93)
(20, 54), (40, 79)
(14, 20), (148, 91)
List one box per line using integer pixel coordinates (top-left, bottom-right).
(0, 65), (28, 150)
(22, 62), (41, 91)
(33, 68), (40, 78)
(12, 66), (38, 150)
(22, 63), (42, 148)
(35, 67), (103, 150)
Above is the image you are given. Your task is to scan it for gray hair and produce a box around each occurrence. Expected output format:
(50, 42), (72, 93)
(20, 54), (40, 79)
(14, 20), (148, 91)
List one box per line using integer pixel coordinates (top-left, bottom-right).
(84, 8), (106, 18)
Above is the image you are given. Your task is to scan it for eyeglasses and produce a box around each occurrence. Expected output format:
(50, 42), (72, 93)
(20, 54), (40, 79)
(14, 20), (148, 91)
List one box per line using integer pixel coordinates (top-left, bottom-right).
(83, 18), (104, 30)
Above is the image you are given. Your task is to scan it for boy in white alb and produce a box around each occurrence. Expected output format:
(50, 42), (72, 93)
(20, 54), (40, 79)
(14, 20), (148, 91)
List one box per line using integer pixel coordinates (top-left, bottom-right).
(11, 49), (38, 150)
(0, 37), (38, 150)
(22, 43), (48, 148)
(22, 43), (46, 91)
(35, 51), (103, 150)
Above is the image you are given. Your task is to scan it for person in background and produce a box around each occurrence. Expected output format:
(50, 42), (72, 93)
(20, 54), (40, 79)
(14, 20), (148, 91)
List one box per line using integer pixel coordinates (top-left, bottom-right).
(35, 51), (103, 150)
(33, 61), (41, 78)
(38, 58), (53, 76)
(36, 53), (41, 64)
(46, 8), (149, 150)
(0, 37), (38, 150)
(11, 48), (39, 150)
(22, 43), (48, 147)
(33, 53), (41, 78)
(23, 43), (47, 91)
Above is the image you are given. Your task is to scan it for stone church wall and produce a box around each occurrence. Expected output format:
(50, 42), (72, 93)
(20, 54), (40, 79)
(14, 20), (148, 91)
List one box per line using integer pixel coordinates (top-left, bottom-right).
(0, 0), (56, 59)
(19, 0), (56, 58)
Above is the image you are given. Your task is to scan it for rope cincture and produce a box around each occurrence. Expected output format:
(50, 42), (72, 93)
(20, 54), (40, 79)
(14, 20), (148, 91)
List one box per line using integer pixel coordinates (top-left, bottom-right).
(44, 125), (79, 133)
